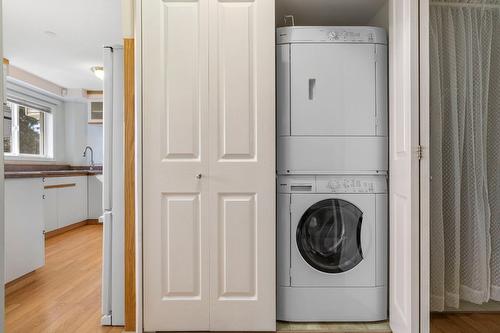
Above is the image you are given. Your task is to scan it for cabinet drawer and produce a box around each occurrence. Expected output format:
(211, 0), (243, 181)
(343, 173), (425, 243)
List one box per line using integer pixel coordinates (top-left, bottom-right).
(43, 176), (89, 230)
(43, 176), (84, 187)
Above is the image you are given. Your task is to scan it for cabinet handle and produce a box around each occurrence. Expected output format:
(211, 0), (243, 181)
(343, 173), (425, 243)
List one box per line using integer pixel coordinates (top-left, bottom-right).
(195, 174), (202, 180)
(44, 183), (76, 189)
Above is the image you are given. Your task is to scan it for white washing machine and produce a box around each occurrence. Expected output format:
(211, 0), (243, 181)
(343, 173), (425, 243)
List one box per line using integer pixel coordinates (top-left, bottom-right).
(276, 26), (388, 175)
(277, 175), (387, 322)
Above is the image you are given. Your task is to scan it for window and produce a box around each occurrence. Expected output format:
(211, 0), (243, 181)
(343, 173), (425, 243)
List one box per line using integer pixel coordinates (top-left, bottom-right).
(4, 100), (51, 158)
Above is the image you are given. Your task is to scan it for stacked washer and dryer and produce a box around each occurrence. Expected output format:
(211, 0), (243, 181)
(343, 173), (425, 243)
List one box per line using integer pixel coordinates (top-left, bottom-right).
(276, 26), (388, 322)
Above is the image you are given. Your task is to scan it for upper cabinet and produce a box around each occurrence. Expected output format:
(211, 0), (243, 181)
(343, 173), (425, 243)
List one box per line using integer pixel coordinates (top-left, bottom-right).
(142, 0), (276, 331)
(88, 100), (103, 124)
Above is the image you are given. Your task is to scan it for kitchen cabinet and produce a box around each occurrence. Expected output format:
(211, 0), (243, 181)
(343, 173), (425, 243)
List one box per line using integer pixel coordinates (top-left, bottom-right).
(88, 100), (103, 124)
(43, 176), (88, 231)
(142, 0), (275, 331)
(5, 178), (45, 283)
(43, 187), (58, 232)
(87, 175), (103, 219)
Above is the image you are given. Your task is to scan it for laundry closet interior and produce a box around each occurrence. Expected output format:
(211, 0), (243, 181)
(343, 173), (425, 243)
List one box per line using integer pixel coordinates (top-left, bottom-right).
(141, 0), (415, 332)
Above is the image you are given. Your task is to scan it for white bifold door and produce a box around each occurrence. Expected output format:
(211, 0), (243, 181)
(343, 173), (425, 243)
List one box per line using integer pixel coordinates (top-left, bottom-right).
(142, 0), (275, 331)
(388, 0), (422, 332)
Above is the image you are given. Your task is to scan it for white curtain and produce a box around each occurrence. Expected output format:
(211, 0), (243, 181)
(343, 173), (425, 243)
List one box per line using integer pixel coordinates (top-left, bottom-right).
(430, 0), (500, 311)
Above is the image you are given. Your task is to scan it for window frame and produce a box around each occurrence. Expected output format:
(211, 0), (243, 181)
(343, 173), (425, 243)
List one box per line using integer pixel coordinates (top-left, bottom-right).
(4, 100), (53, 160)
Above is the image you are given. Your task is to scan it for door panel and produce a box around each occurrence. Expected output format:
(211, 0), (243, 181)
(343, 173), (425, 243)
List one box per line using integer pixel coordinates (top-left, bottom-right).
(291, 44), (376, 136)
(161, 193), (202, 299)
(388, 0), (420, 332)
(209, 0), (275, 330)
(143, 0), (210, 331)
(217, 193), (256, 299)
(216, 1), (256, 160)
(162, 1), (202, 160)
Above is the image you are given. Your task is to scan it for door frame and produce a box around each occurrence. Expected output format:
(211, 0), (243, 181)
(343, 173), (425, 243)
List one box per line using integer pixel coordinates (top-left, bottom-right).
(0, 1), (5, 331)
(134, 0), (143, 331)
(133, 0), (428, 331)
(419, 0), (430, 332)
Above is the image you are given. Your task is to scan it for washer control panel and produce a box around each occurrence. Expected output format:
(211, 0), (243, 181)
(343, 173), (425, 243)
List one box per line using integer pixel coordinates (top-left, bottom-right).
(278, 175), (387, 194)
(316, 176), (387, 193)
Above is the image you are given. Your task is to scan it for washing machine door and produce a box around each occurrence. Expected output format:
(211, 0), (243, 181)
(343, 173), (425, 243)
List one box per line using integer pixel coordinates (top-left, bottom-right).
(296, 199), (363, 274)
(290, 194), (376, 287)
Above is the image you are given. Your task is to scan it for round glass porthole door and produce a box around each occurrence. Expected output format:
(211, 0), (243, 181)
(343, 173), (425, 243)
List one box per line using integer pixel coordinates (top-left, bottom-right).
(296, 199), (364, 274)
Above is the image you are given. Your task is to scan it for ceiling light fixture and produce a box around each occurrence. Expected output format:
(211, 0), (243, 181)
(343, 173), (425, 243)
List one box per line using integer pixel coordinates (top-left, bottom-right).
(91, 66), (104, 80)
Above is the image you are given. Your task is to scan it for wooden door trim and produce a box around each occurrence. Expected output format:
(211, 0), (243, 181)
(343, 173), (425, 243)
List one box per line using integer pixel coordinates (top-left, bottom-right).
(124, 37), (136, 331)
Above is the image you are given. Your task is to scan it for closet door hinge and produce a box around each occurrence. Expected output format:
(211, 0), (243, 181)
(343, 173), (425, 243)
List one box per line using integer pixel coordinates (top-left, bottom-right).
(417, 145), (423, 160)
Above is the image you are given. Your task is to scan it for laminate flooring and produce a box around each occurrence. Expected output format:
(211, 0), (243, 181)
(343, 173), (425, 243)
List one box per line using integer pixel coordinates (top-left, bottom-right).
(5, 224), (123, 333)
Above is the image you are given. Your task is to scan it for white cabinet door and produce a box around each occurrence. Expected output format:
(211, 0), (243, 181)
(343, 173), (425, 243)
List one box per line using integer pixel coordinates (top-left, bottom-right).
(208, 0), (275, 330)
(143, 0), (210, 331)
(388, 0), (421, 332)
(5, 179), (45, 283)
(74, 176), (88, 222)
(43, 188), (58, 232)
(55, 177), (88, 228)
(143, 0), (275, 331)
(87, 175), (103, 219)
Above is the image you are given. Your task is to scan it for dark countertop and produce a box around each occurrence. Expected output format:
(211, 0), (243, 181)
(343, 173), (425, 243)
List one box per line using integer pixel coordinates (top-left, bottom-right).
(4, 164), (103, 179)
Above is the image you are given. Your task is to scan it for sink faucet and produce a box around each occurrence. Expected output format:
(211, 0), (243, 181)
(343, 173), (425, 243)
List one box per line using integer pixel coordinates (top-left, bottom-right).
(83, 146), (95, 170)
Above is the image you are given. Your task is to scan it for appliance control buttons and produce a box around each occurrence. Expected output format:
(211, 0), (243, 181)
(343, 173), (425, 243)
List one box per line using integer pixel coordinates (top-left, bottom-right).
(328, 31), (338, 40)
(325, 178), (376, 193)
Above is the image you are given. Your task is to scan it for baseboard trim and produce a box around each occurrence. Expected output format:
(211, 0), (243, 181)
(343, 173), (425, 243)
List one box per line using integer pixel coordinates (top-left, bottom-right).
(45, 219), (101, 239)
(5, 271), (36, 296)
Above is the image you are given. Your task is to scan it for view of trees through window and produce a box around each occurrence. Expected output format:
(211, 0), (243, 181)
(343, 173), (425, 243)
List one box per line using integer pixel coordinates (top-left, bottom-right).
(4, 101), (46, 157)
(19, 106), (43, 155)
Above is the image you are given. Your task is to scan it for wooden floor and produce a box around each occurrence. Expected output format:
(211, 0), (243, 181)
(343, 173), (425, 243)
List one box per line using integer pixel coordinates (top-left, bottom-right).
(5, 224), (124, 333)
(431, 313), (500, 333)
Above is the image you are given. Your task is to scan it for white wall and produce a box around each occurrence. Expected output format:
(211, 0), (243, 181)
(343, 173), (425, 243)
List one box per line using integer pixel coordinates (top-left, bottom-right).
(64, 101), (103, 166)
(64, 101), (88, 165)
(87, 123), (103, 164)
(52, 103), (66, 162)
(369, 1), (389, 30)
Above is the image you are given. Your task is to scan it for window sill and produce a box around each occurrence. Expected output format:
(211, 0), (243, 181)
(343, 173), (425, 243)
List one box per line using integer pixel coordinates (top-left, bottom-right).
(4, 155), (56, 163)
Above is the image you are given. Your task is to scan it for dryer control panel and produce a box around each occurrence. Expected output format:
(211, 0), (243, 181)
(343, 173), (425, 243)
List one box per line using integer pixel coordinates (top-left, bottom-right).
(276, 26), (387, 45)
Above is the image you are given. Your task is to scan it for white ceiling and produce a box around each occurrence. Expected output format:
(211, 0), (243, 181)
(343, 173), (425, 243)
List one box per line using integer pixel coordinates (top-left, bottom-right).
(276, 0), (387, 27)
(4, 0), (122, 90)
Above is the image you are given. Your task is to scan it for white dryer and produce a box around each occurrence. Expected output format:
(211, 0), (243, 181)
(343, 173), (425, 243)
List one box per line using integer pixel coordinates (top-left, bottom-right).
(276, 26), (388, 175)
(277, 175), (387, 322)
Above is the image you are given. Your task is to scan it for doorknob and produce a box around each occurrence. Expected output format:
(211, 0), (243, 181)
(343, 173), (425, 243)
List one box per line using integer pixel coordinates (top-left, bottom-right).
(196, 174), (202, 179)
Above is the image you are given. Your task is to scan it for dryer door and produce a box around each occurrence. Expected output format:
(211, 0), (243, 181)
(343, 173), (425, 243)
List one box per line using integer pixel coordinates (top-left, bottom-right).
(290, 194), (376, 287)
(290, 43), (376, 136)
